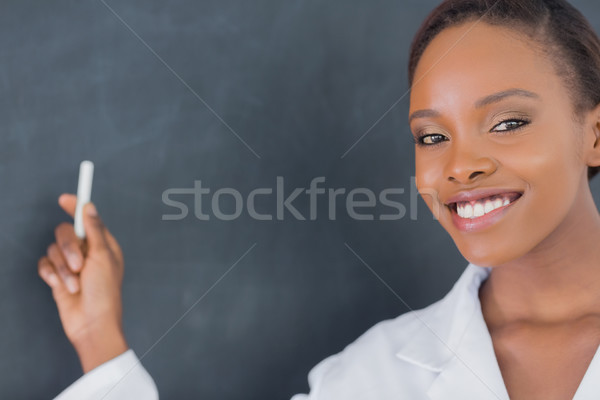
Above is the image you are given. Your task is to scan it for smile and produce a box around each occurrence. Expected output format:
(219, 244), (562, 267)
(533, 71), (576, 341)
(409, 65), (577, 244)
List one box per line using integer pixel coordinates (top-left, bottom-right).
(447, 191), (523, 232)
(454, 192), (521, 219)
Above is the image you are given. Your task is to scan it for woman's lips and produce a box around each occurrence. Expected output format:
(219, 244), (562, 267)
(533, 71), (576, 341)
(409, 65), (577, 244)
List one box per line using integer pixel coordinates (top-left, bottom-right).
(448, 192), (523, 232)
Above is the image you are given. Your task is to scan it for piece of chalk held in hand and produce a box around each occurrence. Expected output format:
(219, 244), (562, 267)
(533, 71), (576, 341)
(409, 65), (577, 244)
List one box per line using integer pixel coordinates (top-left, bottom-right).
(74, 160), (94, 239)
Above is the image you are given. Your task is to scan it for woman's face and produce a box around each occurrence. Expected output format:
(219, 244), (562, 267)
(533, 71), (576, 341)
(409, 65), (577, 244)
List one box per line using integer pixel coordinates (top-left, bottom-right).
(409, 22), (594, 267)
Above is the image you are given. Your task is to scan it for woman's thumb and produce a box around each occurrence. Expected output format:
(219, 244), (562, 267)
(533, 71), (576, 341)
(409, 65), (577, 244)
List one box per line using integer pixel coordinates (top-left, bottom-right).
(82, 202), (108, 250)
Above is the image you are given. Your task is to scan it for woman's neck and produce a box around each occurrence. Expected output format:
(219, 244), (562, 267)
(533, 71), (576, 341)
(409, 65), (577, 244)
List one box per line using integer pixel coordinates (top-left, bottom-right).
(479, 182), (600, 327)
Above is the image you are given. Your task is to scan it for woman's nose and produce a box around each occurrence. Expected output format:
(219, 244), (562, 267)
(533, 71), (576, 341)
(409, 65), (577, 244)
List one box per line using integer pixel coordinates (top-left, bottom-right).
(444, 142), (497, 184)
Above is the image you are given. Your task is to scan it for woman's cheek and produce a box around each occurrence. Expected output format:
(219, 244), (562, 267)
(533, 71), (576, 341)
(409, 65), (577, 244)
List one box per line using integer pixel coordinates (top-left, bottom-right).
(415, 165), (444, 218)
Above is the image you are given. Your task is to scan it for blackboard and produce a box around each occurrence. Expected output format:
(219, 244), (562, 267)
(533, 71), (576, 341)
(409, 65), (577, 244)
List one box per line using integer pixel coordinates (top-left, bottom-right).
(2, 0), (600, 398)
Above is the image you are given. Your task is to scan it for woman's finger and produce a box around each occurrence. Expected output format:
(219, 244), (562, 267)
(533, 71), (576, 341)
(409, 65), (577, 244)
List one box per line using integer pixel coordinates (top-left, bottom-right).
(58, 193), (77, 218)
(38, 256), (61, 288)
(60, 196), (116, 257)
(82, 203), (110, 252)
(47, 243), (80, 294)
(104, 229), (123, 262)
(55, 222), (84, 273)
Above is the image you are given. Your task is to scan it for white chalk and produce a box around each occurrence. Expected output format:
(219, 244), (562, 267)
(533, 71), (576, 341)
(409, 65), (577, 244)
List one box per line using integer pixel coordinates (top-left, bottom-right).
(74, 160), (94, 239)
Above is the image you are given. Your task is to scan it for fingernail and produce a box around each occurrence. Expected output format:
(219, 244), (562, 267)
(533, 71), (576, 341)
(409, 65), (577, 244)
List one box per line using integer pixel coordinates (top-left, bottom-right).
(87, 203), (97, 217)
(66, 277), (79, 294)
(47, 273), (59, 287)
(67, 253), (82, 272)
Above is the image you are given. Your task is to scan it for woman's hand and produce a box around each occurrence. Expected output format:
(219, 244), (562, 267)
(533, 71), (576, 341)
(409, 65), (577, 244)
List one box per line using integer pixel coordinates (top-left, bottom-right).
(37, 194), (128, 373)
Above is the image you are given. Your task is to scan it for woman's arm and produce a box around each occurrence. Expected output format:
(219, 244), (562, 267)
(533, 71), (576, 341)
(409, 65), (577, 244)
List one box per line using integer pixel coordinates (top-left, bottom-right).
(37, 194), (158, 398)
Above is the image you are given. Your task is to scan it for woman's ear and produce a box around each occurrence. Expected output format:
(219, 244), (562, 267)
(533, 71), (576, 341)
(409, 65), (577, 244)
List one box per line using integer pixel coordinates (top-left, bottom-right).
(584, 103), (600, 168)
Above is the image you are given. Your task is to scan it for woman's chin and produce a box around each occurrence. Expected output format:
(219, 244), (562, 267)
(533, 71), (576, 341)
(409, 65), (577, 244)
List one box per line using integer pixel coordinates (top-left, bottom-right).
(455, 242), (519, 268)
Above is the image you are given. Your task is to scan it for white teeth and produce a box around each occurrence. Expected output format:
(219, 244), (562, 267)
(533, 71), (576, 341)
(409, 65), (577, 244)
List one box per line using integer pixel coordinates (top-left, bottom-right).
(473, 203), (484, 217)
(484, 200), (494, 214)
(464, 203), (473, 218)
(455, 195), (519, 219)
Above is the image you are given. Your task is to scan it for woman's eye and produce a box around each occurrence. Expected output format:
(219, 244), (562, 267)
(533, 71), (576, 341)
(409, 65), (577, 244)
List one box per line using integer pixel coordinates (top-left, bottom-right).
(412, 119), (529, 146)
(416, 134), (447, 146)
(492, 119), (530, 132)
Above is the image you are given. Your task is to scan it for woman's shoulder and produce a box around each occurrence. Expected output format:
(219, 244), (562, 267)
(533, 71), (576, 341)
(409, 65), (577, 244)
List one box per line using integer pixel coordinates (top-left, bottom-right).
(338, 294), (448, 365)
(294, 263), (490, 399)
(296, 299), (448, 399)
(337, 262), (490, 364)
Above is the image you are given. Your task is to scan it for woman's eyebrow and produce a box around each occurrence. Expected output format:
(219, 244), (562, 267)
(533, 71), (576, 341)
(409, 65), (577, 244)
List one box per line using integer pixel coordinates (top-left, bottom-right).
(474, 88), (540, 109)
(408, 88), (540, 124)
(408, 109), (440, 125)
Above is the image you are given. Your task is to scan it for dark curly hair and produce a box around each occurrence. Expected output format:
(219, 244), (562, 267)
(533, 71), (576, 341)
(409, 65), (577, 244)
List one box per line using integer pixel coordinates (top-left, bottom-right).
(408, 0), (600, 180)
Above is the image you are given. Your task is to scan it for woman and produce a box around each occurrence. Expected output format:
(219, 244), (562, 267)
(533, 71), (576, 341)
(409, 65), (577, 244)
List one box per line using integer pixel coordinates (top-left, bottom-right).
(38, 0), (600, 398)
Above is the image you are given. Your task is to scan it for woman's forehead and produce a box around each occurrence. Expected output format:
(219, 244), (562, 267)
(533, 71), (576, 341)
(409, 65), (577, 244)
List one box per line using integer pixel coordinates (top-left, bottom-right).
(409, 22), (559, 113)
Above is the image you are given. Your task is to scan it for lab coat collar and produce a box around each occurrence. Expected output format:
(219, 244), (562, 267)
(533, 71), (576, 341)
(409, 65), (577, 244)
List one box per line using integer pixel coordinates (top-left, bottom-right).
(393, 262), (600, 399)
(394, 263), (511, 399)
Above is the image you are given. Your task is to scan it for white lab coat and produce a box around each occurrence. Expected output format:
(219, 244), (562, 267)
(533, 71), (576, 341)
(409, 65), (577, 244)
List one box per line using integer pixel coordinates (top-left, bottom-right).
(53, 262), (600, 399)
(291, 263), (600, 400)
(53, 349), (158, 400)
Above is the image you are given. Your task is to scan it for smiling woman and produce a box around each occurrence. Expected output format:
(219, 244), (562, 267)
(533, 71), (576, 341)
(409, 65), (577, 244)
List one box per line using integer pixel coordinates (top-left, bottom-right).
(300, 0), (600, 398)
(37, 1), (600, 399)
